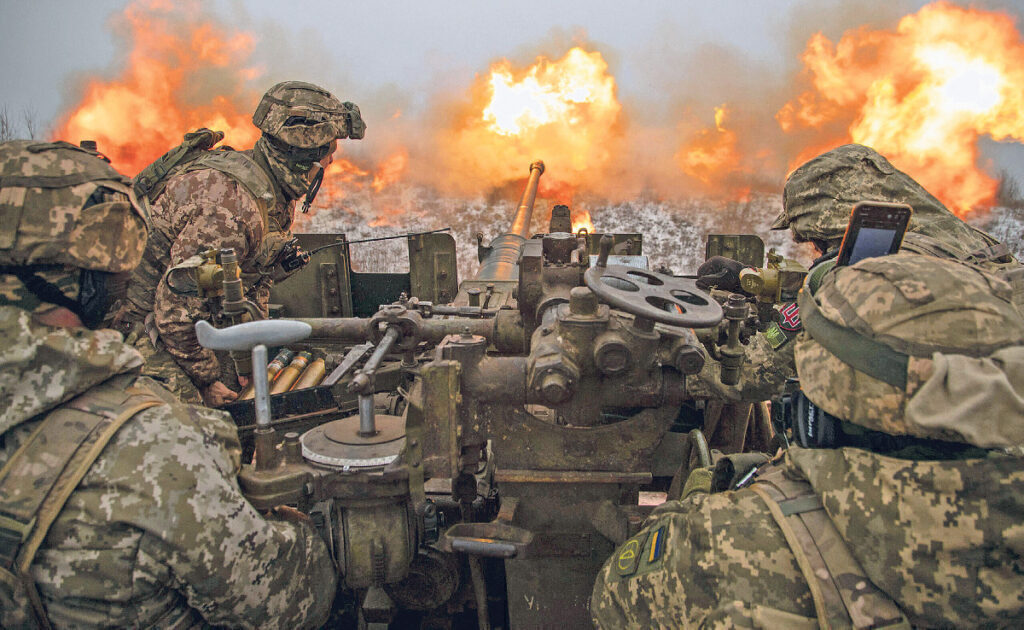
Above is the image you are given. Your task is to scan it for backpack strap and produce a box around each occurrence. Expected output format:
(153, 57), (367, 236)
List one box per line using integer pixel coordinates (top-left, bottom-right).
(0, 376), (164, 628)
(750, 465), (910, 630)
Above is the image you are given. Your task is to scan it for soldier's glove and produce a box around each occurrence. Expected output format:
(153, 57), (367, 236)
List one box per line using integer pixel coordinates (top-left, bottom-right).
(696, 256), (746, 292)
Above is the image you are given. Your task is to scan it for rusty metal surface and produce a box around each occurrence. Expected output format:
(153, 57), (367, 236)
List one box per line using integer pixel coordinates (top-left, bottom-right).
(480, 403), (677, 472)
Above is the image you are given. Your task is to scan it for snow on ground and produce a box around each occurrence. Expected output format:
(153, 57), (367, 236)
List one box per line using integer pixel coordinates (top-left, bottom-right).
(301, 186), (1023, 281)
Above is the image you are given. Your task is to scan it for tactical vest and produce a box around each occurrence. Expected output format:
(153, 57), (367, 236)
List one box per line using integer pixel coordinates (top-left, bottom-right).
(118, 137), (285, 327)
(0, 375), (164, 629)
(748, 465), (911, 629)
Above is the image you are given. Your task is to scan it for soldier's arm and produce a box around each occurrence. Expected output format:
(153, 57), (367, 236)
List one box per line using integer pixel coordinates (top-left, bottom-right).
(153, 182), (263, 388)
(125, 402), (336, 628)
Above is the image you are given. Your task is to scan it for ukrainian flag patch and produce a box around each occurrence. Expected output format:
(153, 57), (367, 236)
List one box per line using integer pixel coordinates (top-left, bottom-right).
(648, 526), (665, 563)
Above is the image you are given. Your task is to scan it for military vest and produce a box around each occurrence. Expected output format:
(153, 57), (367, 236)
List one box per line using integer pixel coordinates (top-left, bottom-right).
(118, 136), (285, 327)
(0, 375), (164, 629)
(748, 465), (911, 630)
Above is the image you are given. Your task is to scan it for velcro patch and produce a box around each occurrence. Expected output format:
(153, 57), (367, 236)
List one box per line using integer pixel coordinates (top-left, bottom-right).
(615, 531), (648, 577)
(778, 302), (801, 331)
(764, 322), (789, 350)
(614, 526), (669, 580)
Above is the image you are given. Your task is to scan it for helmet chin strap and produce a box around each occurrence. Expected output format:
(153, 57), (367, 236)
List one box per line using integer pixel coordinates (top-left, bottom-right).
(301, 162), (325, 213)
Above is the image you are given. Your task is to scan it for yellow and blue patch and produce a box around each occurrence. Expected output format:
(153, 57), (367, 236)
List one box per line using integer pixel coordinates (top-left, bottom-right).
(613, 525), (668, 580)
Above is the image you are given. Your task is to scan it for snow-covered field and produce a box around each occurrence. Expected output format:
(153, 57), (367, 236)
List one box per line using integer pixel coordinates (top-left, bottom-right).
(302, 187), (1024, 282)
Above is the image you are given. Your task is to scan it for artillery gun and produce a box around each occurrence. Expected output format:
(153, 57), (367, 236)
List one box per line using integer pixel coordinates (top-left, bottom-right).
(201, 161), (797, 628)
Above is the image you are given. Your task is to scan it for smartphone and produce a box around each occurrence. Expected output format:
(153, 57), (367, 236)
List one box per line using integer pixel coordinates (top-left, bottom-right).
(835, 201), (913, 267)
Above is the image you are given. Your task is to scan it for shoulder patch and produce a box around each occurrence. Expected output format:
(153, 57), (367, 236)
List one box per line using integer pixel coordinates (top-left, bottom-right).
(778, 302), (801, 332)
(764, 322), (789, 350)
(615, 530), (648, 577)
(613, 525), (670, 580)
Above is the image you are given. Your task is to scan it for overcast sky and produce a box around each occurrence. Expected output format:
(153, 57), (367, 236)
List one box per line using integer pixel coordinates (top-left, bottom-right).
(2, 0), (1024, 180)
(0, 0), (951, 128)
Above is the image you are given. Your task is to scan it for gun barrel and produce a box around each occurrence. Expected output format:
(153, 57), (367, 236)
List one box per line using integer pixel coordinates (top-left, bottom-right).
(476, 160), (544, 282)
(509, 160), (545, 239)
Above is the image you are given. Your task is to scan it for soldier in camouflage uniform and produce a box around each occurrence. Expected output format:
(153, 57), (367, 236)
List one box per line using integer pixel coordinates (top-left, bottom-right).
(112, 81), (365, 406)
(593, 252), (1024, 628)
(0, 140), (335, 628)
(692, 143), (1023, 404)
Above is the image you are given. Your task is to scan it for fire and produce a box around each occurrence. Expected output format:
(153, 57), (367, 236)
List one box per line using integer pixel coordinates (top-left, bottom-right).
(51, 0), (391, 220)
(777, 1), (1024, 216)
(372, 148), (410, 193)
(438, 46), (622, 194)
(571, 209), (595, 233)
(676, 105), (747, 191)
(52, 0), (260, 175)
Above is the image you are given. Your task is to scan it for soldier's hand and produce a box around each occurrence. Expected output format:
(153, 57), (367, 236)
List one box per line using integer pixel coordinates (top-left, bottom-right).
(696, 256), (746, 291)
(270, 505), (313, 525)
(201, 381), (238, 407)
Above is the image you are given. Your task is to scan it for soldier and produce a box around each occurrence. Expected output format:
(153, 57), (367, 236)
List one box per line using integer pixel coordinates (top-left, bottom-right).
(0, 140), (335, 627)
(692, 143), (1023, 403)
(112, 81), (365, 406)
(593, 253), (1024, 627)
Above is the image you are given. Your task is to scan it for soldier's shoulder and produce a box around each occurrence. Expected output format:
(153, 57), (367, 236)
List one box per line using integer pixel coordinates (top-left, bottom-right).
(95, 379), (242, 478)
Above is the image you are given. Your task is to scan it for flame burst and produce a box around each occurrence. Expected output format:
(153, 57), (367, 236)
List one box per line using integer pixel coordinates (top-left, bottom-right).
(777, 1), (1024, 215)
(571, 209), (595, 233)
(439, 47), (622, 196)
(52, 0), (260, 175)
(52, 0), (397, 217)
(676, 105), (750, 198)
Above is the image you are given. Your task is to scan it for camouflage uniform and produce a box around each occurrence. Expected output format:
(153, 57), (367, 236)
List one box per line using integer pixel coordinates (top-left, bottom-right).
(0, 140), (336, 628)
(113, 82), (365, 403)
(692, 143), (1023, 404)
(594, 254), (1024, 628)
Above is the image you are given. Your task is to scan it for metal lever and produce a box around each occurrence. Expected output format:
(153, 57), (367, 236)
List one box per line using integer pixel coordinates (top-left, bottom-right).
(348, 326), (401, 437)
(195, 318), (311, 430)
(196, 319), (311, 471)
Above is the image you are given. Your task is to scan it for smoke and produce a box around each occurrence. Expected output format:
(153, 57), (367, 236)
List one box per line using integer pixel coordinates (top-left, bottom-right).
(49, 0), (1024, 224)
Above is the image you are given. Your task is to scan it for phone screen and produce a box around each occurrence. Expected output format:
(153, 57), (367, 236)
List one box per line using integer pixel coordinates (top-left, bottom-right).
(845, 226), (900, 265)
(836, 202), (913, 267)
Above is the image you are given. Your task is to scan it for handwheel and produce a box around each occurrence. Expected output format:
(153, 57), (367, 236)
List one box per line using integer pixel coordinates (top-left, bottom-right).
(584, 264), (723, 328)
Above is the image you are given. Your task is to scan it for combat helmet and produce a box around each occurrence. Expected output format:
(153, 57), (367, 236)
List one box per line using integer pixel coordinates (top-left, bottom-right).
(253, 80), (365, 149)
(252, 81), (365, 210)
(0, 140), (148, 325)
(794, 252), (1024, 449)
(772, 144), (1002, 255)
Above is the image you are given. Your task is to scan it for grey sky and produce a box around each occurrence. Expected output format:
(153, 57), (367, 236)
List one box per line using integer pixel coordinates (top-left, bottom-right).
(2, 0), (1023, 181)
(0, 0), (942, 128)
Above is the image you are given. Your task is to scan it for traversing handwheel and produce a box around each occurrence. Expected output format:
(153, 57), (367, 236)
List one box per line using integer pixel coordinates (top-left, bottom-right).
(584, 264), (723, 328)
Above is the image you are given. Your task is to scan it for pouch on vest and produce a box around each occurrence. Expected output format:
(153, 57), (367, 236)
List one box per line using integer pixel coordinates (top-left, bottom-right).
(133, 128), (225, 203)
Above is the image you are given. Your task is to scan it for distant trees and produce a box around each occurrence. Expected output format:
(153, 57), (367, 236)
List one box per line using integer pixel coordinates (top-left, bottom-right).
(0, 105), (43, 141)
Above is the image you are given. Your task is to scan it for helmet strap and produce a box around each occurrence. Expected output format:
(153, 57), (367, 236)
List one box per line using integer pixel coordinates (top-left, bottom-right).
(301, 163), (325, 213)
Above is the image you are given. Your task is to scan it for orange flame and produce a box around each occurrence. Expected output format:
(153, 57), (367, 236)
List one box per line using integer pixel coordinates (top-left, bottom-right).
(51, 0), (388, 219)
(372, 148), (409, 193)
(777, 1), (1024, 216)
(571, 209), (595, 233)
(52, 0), (260, 175)
(676, 105), (747, 192)
(438, 46), (622, 195)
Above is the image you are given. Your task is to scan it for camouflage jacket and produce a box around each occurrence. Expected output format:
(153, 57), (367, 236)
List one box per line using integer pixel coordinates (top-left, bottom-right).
(592, 446), (1024, 628)
(0, 306), (335, 628)
(117, 152), (295, 388)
